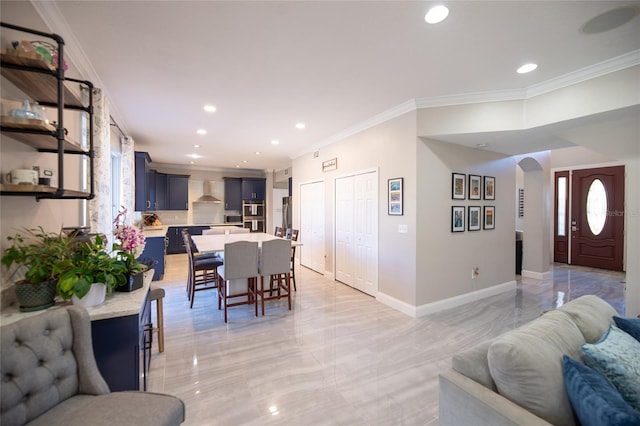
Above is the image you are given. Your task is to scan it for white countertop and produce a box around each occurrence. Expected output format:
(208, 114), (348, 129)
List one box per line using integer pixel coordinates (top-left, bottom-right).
(142, 223), (244, 238)
(0, 279), (150, 326)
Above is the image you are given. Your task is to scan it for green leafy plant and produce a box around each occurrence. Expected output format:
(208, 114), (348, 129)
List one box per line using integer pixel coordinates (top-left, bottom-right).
(54, 234), (128, 300)
(1, 227), (71, 284)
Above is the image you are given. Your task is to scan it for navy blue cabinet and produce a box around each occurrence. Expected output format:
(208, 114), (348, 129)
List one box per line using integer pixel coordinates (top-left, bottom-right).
(91, 292), (150, 391)
(167, 175), (189, 210)
(139, 236), (165, 281)
(135, 152), (152, 211)
(242, 178), (266, 201)
(224, 177), (242, 210)
(166, 226), (210, 254)
(154, 172), (167, 210)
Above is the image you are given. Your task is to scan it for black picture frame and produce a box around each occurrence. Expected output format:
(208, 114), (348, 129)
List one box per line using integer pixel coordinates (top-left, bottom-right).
(451, 206), (465, 232)
(484, 206), (495, 230)
(452, 173), (466, 200)
(388, 177), (403, 215)
(468, 175), (481, 200)
(484, 176), (495, 200)
(468, 206), (481, 231)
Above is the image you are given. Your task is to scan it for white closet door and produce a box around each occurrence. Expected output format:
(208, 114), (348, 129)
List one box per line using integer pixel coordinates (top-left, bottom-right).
(353, 172), (378, 296)
(300, 181), (325, 274)
(335, 176), (354, 285)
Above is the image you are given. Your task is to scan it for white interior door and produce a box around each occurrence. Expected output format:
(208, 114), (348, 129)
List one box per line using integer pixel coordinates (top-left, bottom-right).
(335, 176), (354, 285)
(335, 171), (378, 296)
(300, 181), (325, 274)
(353, 172), (378, 295)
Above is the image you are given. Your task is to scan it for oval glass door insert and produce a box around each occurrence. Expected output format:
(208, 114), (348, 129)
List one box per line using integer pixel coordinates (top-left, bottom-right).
(586, 179), (607, 235)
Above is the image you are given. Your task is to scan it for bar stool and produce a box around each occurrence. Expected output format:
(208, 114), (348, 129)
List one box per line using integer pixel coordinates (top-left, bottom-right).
(149, 285), (165, 353)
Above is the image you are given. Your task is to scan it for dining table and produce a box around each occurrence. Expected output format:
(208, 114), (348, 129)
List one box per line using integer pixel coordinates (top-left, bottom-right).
(191, 232), (301, 254)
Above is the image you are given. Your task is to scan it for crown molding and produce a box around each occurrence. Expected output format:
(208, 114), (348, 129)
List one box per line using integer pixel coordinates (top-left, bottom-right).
(292, 99), (418, 159)
(526, 49), (640, 98)
(31, 0), (130, 136)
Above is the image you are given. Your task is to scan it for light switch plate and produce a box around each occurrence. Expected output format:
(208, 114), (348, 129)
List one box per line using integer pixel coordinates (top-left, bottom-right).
(398, 224), (408, 233)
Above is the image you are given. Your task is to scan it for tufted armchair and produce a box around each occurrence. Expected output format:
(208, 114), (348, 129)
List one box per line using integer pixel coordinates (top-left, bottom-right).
(1, 306), (185, 426)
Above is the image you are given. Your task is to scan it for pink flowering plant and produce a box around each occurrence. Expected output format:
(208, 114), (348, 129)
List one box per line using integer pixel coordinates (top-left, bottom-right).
(113, 207), (146, 275)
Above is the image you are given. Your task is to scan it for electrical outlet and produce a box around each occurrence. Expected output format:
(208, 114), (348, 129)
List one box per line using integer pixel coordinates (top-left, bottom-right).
(472, 267), (479, 279)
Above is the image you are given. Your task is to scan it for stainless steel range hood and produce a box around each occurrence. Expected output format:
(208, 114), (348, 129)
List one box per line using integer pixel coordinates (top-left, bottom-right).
(193, 181), (222, 204)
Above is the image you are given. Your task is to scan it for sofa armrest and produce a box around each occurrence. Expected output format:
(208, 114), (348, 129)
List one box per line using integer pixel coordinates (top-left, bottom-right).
(439, 370), (552, 426)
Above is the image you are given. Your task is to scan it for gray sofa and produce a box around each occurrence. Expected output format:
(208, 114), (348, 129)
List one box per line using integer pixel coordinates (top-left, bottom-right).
(1, 306), (185, 426)
(439, 295), (619, 426)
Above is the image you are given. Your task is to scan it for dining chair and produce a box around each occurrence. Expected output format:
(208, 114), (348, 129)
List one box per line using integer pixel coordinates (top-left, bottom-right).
(228, 227), (251, 234)
(274, 226), (284, 237)
(258, 238), (292, 315)
(289, 229), (299, 290)
(182, 229), (223, 308)
(216, 241), (259, 322)
(203, 228), (226, 235)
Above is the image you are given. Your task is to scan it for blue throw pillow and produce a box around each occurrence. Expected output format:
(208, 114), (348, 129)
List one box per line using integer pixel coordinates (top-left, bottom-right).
(562, 356), (640, 426)
(582, 325), (640, 411)
(614, 316), (640, 342)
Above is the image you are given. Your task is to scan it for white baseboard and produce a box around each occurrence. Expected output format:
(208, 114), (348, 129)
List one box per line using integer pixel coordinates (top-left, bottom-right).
(377, 281), (517, 318)
(376, 292), (419, 317)
(521, 270), (550, 280)
(414, 281), (517, 317)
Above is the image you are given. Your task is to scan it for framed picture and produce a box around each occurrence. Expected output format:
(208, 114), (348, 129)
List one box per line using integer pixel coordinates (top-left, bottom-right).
(468, 175), (481, 200)
(484, 176), (495, 200)
(388, 178), (403, 215)
(451, 206), (465, 232)
(484, 206), (495, 230)
(452, 173), (466, 200)
(468, 206), (481, 231)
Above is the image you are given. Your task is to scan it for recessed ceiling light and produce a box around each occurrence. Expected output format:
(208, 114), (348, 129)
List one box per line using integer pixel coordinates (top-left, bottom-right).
(295, 122), (306, 129)
(193, 144), (200, 148)
(243, 160), (248, 163)
(255, 151), (261, 155)
(187, 153), (202, 159)
(203, 105), (216, 113)
(517, 63), (538, 74)
(271, 140), (280, 145)
(197, 129), (207, 135)
(189, 161), (195, 164)
(425, 5), (449, 24)
(236, 165), (240, 168)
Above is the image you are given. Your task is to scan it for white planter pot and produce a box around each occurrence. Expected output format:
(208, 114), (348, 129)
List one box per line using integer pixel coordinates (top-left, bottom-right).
(72, 283), (107, 307)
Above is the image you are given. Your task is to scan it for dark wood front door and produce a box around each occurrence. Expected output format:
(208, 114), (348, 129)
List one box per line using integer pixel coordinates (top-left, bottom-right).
(570, 166), (624, 271)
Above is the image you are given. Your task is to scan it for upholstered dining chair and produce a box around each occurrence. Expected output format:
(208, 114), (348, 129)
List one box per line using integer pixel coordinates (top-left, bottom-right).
(216, 241), (259, 322)
(182, 229), (223, 308)
(228, 227), (251, 234)
(288, 229), (299, 291)
(258, 238), (292, 315)
(202, 228), (226, 235)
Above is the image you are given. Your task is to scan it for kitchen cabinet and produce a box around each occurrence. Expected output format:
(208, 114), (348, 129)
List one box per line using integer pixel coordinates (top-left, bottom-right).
(167, 174), (189, 210)
(135, 156), (188, 211)
(139, 235), (166, 281)
(242, 178), (266, 201)
(91, 290), (151, 391)
(135, 151), (152, 211)
(166, 225), (211, 254)
(224, 177), (242, 210)
(0, 22), (94, 200)
(154, 172), (167, 210)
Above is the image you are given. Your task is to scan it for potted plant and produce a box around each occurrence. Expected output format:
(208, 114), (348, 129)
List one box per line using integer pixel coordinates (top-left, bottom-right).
(112, 207), (148, 292)
(54, 234), (128, 306)
(1, 227), (71, 311)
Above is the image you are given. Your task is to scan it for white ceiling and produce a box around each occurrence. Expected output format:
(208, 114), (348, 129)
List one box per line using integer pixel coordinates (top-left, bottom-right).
(20, 1), (640, 171)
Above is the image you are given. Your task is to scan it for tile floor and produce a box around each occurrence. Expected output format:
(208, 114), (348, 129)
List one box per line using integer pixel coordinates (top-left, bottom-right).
(147, 255), (626, 425)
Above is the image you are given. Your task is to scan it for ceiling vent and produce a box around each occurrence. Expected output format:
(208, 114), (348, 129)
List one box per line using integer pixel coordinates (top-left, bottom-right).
(193, 181), (221, 204)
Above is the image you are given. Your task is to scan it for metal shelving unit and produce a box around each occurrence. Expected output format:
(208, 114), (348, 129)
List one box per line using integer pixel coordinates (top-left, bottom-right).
(0, 22), (95, 200)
